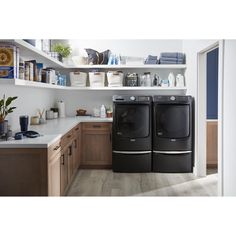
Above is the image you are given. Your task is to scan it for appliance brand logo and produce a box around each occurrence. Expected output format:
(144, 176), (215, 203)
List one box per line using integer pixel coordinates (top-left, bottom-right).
(117, 132), (122, 135)
(130, 139), (136, 142)
(157, 132), (163, 136)
(171, 139), (176, 142)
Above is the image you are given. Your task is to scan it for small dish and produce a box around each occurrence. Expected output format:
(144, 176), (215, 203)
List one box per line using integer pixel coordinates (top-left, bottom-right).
(76, 109), (87, 116)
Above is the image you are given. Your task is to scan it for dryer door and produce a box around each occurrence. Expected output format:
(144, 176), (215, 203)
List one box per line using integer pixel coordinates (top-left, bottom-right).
(155, 104), (190, 139)
(115, 104), (150, 138)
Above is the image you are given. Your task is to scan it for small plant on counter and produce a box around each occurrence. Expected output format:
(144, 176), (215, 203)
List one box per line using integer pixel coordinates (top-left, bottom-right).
(52, 43), (72, 58)
(0, 94), (18, 123)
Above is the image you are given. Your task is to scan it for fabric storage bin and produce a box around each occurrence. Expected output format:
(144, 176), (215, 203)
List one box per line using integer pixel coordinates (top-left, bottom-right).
(89, 72), (105, 87)
(125, 73), (138, 86)
(70, 71), (87, 87)
(107, 71), (124, 87)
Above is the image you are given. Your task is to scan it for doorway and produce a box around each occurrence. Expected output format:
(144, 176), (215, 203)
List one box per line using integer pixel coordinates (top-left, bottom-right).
(206, 48), (218, 173)
(197, 41), (224, 196)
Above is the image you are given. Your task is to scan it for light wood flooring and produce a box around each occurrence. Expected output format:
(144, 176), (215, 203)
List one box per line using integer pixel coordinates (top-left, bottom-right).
(67, 169), (217, 196)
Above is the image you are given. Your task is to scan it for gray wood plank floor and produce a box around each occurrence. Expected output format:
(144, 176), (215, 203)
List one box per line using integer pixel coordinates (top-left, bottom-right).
(67, 169), (218, 196)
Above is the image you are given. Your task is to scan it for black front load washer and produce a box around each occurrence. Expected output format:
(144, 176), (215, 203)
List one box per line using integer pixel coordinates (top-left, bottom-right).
(112, 95), (152, 172)
(153, 95), (194, 173)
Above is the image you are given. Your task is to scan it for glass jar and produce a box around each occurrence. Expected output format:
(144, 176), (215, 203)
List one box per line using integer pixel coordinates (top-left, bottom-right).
(144, 72), (151, 87)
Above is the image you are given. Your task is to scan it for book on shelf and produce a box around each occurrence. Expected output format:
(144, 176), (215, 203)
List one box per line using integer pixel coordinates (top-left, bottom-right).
(24, 62), (30, 80)
(25, 60), (38, 81)
(0, 43), (19, 79)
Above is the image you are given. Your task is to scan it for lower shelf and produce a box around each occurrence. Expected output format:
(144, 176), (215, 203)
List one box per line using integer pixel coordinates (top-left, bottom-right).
(0, 79), (187, 92)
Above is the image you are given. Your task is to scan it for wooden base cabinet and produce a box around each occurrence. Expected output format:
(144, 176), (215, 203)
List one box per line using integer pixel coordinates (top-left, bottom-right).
(60, 134), (74, 195)
(48, 151), (61, 196)
(60, 149), (68, 196)
(73, 124), (81, 172)
(81, 123), (112, 168)
(0, 122), (108, 196)
(0, 149), (48, 196)
(60, 124), (81, 196)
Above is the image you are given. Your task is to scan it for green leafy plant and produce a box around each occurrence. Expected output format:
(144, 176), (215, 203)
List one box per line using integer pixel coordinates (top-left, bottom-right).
(52, 43), (72, 58)
(0, 95), (18, 123)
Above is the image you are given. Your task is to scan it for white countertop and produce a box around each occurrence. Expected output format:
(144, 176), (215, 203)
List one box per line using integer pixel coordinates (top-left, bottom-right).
(0, 116), (113, 148)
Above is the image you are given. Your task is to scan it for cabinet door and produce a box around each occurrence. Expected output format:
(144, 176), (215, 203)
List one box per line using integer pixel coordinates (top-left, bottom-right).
(48, 151), (61, 196)
(73, 126), (81, 171)
(82, 124), (112, 166)
(67, 144), (74, 183)
(60, 149), (68, 196)
(72, 137), (79, 173)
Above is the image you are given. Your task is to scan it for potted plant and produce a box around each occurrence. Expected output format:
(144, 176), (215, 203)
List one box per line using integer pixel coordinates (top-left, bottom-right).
(52, 43), (72, 63)
(0, 95), (18, 135)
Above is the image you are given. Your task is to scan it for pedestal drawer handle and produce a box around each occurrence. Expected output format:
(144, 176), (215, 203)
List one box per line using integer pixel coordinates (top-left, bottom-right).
(53, 145), (60, 151)
(61, 154), (65, 165)
(93, 125), (101, 128)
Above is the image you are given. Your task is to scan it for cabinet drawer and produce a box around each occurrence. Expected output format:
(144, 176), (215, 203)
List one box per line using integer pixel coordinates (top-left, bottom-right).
(82, 122), (111, 131)
(48, 139), (61, 159)
(61, 130), (74, 148)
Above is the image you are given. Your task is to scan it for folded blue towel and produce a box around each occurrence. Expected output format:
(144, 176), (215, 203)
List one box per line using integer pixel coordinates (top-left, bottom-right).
(159, 59), (184, 64)
(160, 57), (184, 62)
(160, 52), (185, 59)
(145, 60), (158, 64)
(146, 55), (158, 60)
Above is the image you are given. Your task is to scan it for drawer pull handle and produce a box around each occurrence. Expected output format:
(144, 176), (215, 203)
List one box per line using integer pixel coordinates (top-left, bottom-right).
(53, 145), (60, 151)
(93, 125), (101, 128)
(67, 134), (72, 138)
(61, 154), (65, 165)
(68, 146), (72, 156)
(75, 127), (79, 131)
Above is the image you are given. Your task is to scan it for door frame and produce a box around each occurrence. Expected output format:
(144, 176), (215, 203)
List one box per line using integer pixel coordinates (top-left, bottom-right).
(197, 40), (224, 196)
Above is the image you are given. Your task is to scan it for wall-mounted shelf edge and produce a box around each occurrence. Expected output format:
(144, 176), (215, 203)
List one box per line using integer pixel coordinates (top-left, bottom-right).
(0, 40), (187, 70)
(0, 39), (66, 69)
(65, 64), (187, 69)
(0, 79), (187, 92)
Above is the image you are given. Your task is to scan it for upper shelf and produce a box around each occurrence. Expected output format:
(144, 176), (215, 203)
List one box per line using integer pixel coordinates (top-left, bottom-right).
(0, 39), (66, 69)
(0, 40), (187, 70)
(0, 79), (187, 92)
(66, 64), (187, 69)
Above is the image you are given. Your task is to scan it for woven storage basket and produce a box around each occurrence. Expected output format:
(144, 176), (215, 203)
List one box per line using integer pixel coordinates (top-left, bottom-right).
(107, 71), (123, 87)
(70, 71), (87, 87)
(89, 72), (105, 87)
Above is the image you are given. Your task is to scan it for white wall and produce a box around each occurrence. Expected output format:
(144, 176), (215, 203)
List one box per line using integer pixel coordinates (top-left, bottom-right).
(182, 40), (218, 177)
(222, 40), (236, 196)
(0, 86), (56, 131)
(56, 88), (186, 117)
(183, 40), (218, 96)
(68, 39), (183, 57)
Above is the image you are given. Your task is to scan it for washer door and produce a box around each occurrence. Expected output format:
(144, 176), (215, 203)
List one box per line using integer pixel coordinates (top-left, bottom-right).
(155, 104), (190, 139)
(115, 104), (150, 138)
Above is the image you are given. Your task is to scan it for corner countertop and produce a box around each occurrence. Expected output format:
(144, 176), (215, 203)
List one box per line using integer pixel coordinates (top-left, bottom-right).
(0, 116), (113, 148)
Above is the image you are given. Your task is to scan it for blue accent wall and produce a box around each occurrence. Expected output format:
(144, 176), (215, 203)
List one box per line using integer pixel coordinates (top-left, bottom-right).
(207, 48), (218, 119)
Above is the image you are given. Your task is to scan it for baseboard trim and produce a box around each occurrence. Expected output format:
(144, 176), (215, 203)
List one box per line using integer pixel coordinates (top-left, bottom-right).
(80, 165), (112, 169)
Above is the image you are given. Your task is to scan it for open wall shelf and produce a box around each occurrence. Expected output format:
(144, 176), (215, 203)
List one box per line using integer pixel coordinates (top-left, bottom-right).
(0, 79), (187, 92)
(0, 39), (187, 94)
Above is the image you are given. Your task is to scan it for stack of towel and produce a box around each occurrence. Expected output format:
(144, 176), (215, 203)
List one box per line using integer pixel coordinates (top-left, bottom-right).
(145, 55), (158, 64)
(159, 52), (185, 64)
